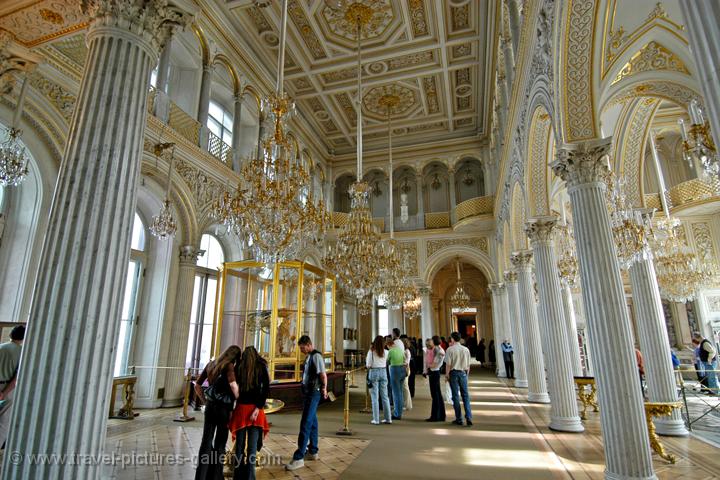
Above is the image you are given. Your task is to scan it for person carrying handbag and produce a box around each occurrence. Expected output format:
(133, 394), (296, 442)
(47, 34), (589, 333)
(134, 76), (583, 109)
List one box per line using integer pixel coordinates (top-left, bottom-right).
(366, 336), (392, 425)
(194, 345), (241, 480)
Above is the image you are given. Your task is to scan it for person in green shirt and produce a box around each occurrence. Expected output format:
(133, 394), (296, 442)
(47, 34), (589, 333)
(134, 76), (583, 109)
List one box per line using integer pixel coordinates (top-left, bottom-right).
(387, 343), (406, 420)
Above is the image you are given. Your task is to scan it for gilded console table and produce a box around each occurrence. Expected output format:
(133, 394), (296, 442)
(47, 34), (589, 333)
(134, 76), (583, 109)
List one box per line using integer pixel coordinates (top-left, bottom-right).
(573, 376), (599, 420)
(644, 401), (683, 464)
(109, 375), (138, 420)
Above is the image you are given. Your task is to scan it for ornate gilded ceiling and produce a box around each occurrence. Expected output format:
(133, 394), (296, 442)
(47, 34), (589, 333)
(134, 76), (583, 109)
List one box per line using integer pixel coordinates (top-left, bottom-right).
(225, 0), (497, 155)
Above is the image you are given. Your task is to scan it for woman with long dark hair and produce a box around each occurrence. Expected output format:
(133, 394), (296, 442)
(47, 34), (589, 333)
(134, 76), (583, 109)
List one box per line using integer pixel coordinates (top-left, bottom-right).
(366, 335), (392, 424)
(228, 346), (270, 480)
(194, 345), (241, 480)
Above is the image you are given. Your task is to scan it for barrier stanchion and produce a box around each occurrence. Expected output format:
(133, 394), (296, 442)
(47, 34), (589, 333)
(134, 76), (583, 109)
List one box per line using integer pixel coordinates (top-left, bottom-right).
(359, 369), (371, 413)
(337, 369), (354, 436)
(349, 354), (358, 388)
(174, 368), (196, 422)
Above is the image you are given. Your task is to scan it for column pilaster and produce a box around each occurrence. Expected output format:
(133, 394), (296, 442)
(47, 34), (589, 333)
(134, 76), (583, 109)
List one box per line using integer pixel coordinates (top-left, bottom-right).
(526, 216), (584, 432)
(416, 175), (425, 228)
(197, 62), (214, 149)
(2, 1), (192, 477)
(488, 283), (508, 378)
(420, 287), (433, 340)
(510, 250), (550, 403)
(448, 168), (457, 224)
(163, 245), (202, 406)
(561, 281), (583, 376)
(552, 138), (655, 479)
(507, 0), (521, 56)
(504, 271), (528, 387)
(231, 91), (244, 173)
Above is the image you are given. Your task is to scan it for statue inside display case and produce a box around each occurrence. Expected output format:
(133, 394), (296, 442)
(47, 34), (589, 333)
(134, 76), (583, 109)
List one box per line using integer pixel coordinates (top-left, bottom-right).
(213, 261), (335, 382)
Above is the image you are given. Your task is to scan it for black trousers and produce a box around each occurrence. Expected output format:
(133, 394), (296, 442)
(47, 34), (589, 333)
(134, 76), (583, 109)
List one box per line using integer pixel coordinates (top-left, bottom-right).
(504, 359), (514, 379)
(408, 359), (416, 398)
(195, 403), (232, 480)
(428, 371), (445, 421)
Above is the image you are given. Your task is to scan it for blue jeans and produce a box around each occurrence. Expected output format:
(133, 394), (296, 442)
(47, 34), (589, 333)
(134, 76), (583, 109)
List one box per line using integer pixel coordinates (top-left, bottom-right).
(292, 390), (321, 461)
(389, 365), (406, 418)
(369, 368), (391, 423)
(233, 426), (262, 480)
(702, 361), (718, 393)
(449, 370), (472, 422)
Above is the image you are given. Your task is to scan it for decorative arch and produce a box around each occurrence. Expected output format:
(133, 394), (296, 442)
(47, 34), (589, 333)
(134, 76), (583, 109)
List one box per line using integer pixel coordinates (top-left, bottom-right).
(191, 23), (210, 66)
(242, 85), (262, 111)
(212, 54), (241, 95)
(423, 245), (497, 286)
(510, 181), (528, 251)
(525, 106), (554, 216)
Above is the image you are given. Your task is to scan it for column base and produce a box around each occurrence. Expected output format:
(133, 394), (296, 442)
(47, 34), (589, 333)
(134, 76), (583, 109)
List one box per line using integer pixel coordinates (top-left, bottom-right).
(549, 415), (585, 432)
(515, 379), (528, 388)
(527, 392), (551, 403)
(654, 417), (689, 437)
(605, 470), (658, 480)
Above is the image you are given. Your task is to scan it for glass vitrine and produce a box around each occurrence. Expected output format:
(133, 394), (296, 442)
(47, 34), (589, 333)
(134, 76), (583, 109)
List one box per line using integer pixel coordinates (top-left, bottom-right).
(213, 261), (335, 382)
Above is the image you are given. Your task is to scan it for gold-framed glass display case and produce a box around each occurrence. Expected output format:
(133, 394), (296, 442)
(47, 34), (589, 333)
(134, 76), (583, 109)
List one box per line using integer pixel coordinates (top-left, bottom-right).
(213, 260), (335, 382)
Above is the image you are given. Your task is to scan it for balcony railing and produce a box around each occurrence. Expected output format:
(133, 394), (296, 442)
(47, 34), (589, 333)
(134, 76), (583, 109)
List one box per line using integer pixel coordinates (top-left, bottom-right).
(332, 211), (349, 228)
(667, 178), (720, 209)
(455, 195), (494, 221)
(425, 212), (450, 229)
(208, 130), (233, 168)
(168, 102), (201, 146)
(643, 193), (663, 211)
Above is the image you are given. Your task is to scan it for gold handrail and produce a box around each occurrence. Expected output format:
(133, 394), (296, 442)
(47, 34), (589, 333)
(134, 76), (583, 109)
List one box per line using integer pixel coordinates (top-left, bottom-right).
(455, 196), (494, 221)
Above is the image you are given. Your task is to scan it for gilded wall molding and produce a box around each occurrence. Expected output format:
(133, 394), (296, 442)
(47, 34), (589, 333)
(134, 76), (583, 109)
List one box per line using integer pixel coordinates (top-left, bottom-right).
(528, 109), (552, 215)
(618, 98), (659, 207)
(611, 41), (689, 86)
(426, 237), (488, 259)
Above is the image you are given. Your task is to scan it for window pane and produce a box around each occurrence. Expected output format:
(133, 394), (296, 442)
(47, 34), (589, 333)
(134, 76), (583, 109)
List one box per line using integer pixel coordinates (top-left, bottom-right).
(186, 276), (203, 369)
(222, 112), (234, 130)
(150, 67), (158, 88)
(197, 234), (225, 269)
(207, 118), (222, 137)
(209, 101), (223, 121)
(115, 260), (141, 376)
(114, 322), (128, 377)
(378, 308), (388, 337)
(130, 213), (145, 251)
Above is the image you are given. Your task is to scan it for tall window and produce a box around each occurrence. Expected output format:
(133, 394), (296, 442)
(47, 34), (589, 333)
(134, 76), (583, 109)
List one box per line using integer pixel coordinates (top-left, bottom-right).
(377, 297), (388, 337)
(208, 101), (233, 146)
(114, 213), (146, 376)
(186, 234), (225, 370)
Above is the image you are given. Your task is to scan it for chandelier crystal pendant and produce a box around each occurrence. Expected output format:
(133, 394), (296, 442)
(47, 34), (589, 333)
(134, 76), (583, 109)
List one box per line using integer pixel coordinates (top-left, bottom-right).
(451, 257), (470, 310)
(678, 99), (719, 179)
(212, 0), (329, 264)
(323, 2), (386, 300)
(556, 221), (579, 287)
(606, 173), (652, 270)
(149, 143), (178, 240)
(403, 294), (421, 322)
(0, 77), (31, 187)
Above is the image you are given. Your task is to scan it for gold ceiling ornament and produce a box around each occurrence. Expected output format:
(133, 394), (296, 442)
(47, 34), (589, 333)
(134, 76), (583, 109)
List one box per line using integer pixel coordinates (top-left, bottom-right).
(450, 257), (470, 310)
(611, 41), (689, 86)
(212, 0), (329, 263)
(678, 99), (719, 179)
(149, 140), (178, 241)
(323, 1), (386, 300)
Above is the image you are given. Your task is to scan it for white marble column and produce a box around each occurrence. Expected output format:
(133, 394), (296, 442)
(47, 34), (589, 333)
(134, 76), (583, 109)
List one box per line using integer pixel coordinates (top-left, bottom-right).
(511, 250), (550, 403)
(197, 62), (213, 149)
(679, 2), (720, 148)
(416, 175), (425, 228)
(388, 308), (403, 333)
(2, 2), (189, 478)
(153, 36), (173, 120)
(504, 271), (528, 387)
(231, 92), (244, 173)
(526, 217), (584, 432)
(163, 245), (201, 406)
(507, 0), (521, 57)
(420, 287), (434, 340)
(488, 283), (507, 378)
(561, 281), (583, 376)
(552, 138), (655, 480)
(448, 168), (457, 224)
(502, 35), (515, 90)
(628, 213), (687, 436)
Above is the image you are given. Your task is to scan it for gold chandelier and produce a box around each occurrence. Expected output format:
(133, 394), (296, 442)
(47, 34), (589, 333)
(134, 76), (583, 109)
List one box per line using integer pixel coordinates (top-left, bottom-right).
(323, 2), (386, 300)
(606, 173), (652, 270)
(678, 99), (718, 178)
(556, 221), (579, 287)
(451, 257), (470, 309)
(212, 0), (329, 263)
(403, 295), (421, 321)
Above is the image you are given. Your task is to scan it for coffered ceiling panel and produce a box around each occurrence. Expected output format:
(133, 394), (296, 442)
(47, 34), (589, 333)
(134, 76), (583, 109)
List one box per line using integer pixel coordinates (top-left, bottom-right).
(224, 0), (497, 155)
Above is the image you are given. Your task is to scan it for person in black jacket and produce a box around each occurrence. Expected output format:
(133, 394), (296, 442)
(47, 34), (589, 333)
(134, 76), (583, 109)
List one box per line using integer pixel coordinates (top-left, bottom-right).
(229, 346), (270, 480)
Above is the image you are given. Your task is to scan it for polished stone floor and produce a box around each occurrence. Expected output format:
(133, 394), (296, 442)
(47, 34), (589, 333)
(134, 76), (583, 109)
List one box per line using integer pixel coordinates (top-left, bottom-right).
(102, 368), (720, 480)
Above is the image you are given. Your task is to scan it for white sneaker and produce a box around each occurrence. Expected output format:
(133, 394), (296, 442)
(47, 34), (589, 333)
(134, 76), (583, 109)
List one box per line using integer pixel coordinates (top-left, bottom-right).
(285, 459), (305, 471)
(370, 420), (379, 425)
(306, 453), (319, 461)
(382, 419), (392, 424)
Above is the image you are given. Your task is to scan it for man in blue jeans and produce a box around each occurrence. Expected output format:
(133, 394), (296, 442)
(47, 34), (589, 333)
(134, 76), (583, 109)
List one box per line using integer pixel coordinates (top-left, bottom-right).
(445, 332), (473, 426)
(286, 336), (328, 471)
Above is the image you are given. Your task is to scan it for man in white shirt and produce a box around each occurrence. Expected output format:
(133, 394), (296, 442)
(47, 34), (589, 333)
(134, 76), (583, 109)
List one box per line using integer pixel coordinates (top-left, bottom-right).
(445, 332), (473, 426)
(392, 328), (404, 351)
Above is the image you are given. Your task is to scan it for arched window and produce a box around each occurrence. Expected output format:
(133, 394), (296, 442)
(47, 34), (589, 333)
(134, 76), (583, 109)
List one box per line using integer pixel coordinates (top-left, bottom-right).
(187, 234), (225, 370)
(114, 213), (146, 376)
(208, 100), (233, 147)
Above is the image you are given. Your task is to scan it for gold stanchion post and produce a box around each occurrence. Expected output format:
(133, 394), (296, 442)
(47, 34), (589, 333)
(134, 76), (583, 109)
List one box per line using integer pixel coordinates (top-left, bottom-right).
(174, 368), (196, 422)
(359, 369), (371, 413)
(349, 354), (358, 388)
(337, 370), (353, 436)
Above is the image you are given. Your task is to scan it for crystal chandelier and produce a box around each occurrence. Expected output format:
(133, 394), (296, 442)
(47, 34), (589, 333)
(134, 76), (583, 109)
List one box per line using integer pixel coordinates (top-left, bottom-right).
(149, 142), (178, 240)
(0, 77), (31, 187)
(403, 294), (421, 321)
(606, 174), (652, 269)
(357, 295), (373, 317)
(323, 1), (386, 300)
(556, 221), (579, 287)
(678, 99), (718, 179)
(212, 0), (329, 263)
(650, 216), (718, 302)
(451, 258), (470, 310)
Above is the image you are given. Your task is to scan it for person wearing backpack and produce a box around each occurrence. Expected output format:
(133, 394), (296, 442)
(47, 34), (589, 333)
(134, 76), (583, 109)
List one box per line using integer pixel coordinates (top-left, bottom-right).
(285, 336), (328, 471)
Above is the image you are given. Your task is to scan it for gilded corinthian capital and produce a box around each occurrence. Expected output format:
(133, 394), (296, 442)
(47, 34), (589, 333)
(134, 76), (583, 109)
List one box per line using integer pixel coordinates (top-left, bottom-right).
(551, 137), (613, 189)
(525, 215), (559, 245)
(503, 270), (518, 283)
(509, 250), (533, 270)
(0, 33), (41, 95)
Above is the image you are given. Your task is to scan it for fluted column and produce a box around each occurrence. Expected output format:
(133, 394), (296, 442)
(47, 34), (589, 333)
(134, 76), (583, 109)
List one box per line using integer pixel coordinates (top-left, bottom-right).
(511, 251), (550, 403)
(231, 92), (244, 173)
(526, 217), (584, 432)
(163, 245), (202, 406)
(488, 283), (507, 378)
(420, 287), (434, 340)
(505, 271), (528, 387)
(153, 35), (173, 120)
(628, 212), (687, 436)
(679, 2), (720, 147)
(561, 281), (583, 376)
(2, 2), (190, 478)
(552, 138), (655, 480)
(197, 62), (213, 149)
